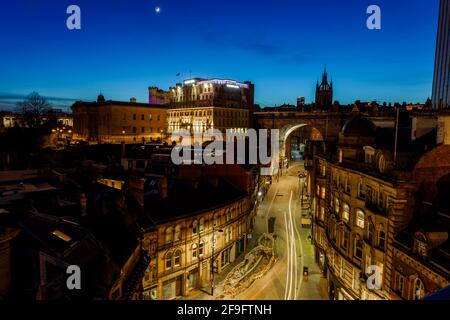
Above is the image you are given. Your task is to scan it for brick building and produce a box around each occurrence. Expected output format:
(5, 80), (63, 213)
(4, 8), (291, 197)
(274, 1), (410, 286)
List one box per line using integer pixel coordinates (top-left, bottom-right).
(71, 95), (168, 143)
(307, 112), (450, 300)
(108, 162), (260, 300)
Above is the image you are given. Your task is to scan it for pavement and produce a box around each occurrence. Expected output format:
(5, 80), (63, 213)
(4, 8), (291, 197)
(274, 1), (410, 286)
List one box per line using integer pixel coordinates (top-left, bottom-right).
(187, 161), (328, 300)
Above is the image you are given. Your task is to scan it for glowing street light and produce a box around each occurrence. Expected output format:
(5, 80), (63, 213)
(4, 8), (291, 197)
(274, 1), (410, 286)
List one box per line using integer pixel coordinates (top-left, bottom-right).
(299, 172), (306, 205)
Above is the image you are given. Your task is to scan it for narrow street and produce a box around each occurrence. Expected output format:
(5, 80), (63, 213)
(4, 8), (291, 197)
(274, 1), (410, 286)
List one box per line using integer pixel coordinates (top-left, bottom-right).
(188, 161), (328, 300)
(232, 162), (328, 300)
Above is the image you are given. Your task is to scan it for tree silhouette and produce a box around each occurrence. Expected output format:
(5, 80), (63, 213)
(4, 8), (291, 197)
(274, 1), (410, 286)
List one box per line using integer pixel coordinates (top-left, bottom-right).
(16, 92), (52, 128)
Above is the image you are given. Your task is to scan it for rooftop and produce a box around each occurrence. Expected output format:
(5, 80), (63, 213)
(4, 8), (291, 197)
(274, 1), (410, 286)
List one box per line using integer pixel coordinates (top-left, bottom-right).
(130, 177), (247, 228)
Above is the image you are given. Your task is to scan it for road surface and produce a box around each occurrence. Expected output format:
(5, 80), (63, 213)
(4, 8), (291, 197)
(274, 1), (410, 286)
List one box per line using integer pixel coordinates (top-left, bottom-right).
(233, 162), (327, 300)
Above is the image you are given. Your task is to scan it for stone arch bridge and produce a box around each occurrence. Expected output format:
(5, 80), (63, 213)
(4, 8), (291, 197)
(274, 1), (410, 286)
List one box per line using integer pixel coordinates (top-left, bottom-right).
(254, 111), (396, 163)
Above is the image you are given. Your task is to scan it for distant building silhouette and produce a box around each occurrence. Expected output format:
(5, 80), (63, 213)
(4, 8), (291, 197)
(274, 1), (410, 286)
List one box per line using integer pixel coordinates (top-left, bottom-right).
(315, 67), (333, 107)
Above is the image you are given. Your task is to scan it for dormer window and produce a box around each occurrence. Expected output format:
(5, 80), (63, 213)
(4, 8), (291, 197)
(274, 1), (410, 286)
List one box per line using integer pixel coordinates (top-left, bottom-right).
(416, 241), (427, 257)
(414, 232), (429, 258)
(363, 146), (376, 165)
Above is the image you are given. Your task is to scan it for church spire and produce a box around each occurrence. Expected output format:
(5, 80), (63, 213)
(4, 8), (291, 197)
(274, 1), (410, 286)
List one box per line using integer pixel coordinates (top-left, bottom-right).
(322, 66), (328, 84)
(315, 66), (333, 107)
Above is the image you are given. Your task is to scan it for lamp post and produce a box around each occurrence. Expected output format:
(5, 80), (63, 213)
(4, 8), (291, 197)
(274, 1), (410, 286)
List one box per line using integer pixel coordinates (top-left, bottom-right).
(298, 172), (306, 205)
(210, 225), (223, 296)
(122, 130), (126, 143)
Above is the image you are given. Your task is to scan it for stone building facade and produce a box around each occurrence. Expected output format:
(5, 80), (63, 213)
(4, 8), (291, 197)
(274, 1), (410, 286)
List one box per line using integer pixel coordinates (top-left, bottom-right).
(140, 195), (250, 300)
(71, 95), (168, 143)
(307, 113), (449, 300)
(165, 78), (254, 140)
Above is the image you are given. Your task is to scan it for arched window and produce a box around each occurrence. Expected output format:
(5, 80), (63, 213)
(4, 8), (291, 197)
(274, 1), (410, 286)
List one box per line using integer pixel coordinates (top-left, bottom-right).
(165, 252), (172, 270)
(174, 225), (181, 242)
(199, 242), (204, 256)
(342, 203), (350, 222)
(356, 209), (365, 229)
(199, 218), (205, 232)
(165, 227), (173, 243)
(226, 209), (232, 222)
(192, 220), (198, 235)
(358, 180), (366, 199)
(334, 197), (340, 214)
(144, 266), (156, 283)
(378, 224), (386, 249)
(354, 235), (363, 260)
(174, 250), (181, 267)
(192, 243), (198, 259)
(413, 278), (425, 300)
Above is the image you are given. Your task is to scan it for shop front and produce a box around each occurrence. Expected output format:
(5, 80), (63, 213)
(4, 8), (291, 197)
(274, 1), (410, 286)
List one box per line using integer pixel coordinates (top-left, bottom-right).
(162, 275), (183, 300)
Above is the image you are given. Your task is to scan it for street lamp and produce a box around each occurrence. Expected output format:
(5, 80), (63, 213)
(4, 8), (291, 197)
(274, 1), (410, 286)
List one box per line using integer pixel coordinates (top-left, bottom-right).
(211, 226), (223, 296)
(298, 172), (306, 205)
(122, 130), (126, 143)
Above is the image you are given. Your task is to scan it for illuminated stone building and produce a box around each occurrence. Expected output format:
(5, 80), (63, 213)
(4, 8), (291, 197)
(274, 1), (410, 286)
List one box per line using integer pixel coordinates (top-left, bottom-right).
(307, 113), (449, 300)
(390, 113), (450, 300)
(0, 111), (73, 131)
(71, 95), (168, 143)
(108, 163), (259, 300)
(165, 78), (254, 140)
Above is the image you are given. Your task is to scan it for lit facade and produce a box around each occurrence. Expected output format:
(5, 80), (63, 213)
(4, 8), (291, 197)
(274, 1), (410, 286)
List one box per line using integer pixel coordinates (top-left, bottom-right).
(108, 179), (254, 300)
(165, 78), (254, 140)
(71, 95), (168, 143)
(0, 112), (73, 130)
(312, 157), (415, 300)
(308, 113), (450, 300)
(308, 115), (421, 300)
(139, 196), (250, 300)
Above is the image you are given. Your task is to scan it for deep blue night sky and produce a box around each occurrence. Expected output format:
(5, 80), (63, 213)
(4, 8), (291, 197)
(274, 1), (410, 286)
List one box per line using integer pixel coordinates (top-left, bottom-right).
(0, 0), (440, 109)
